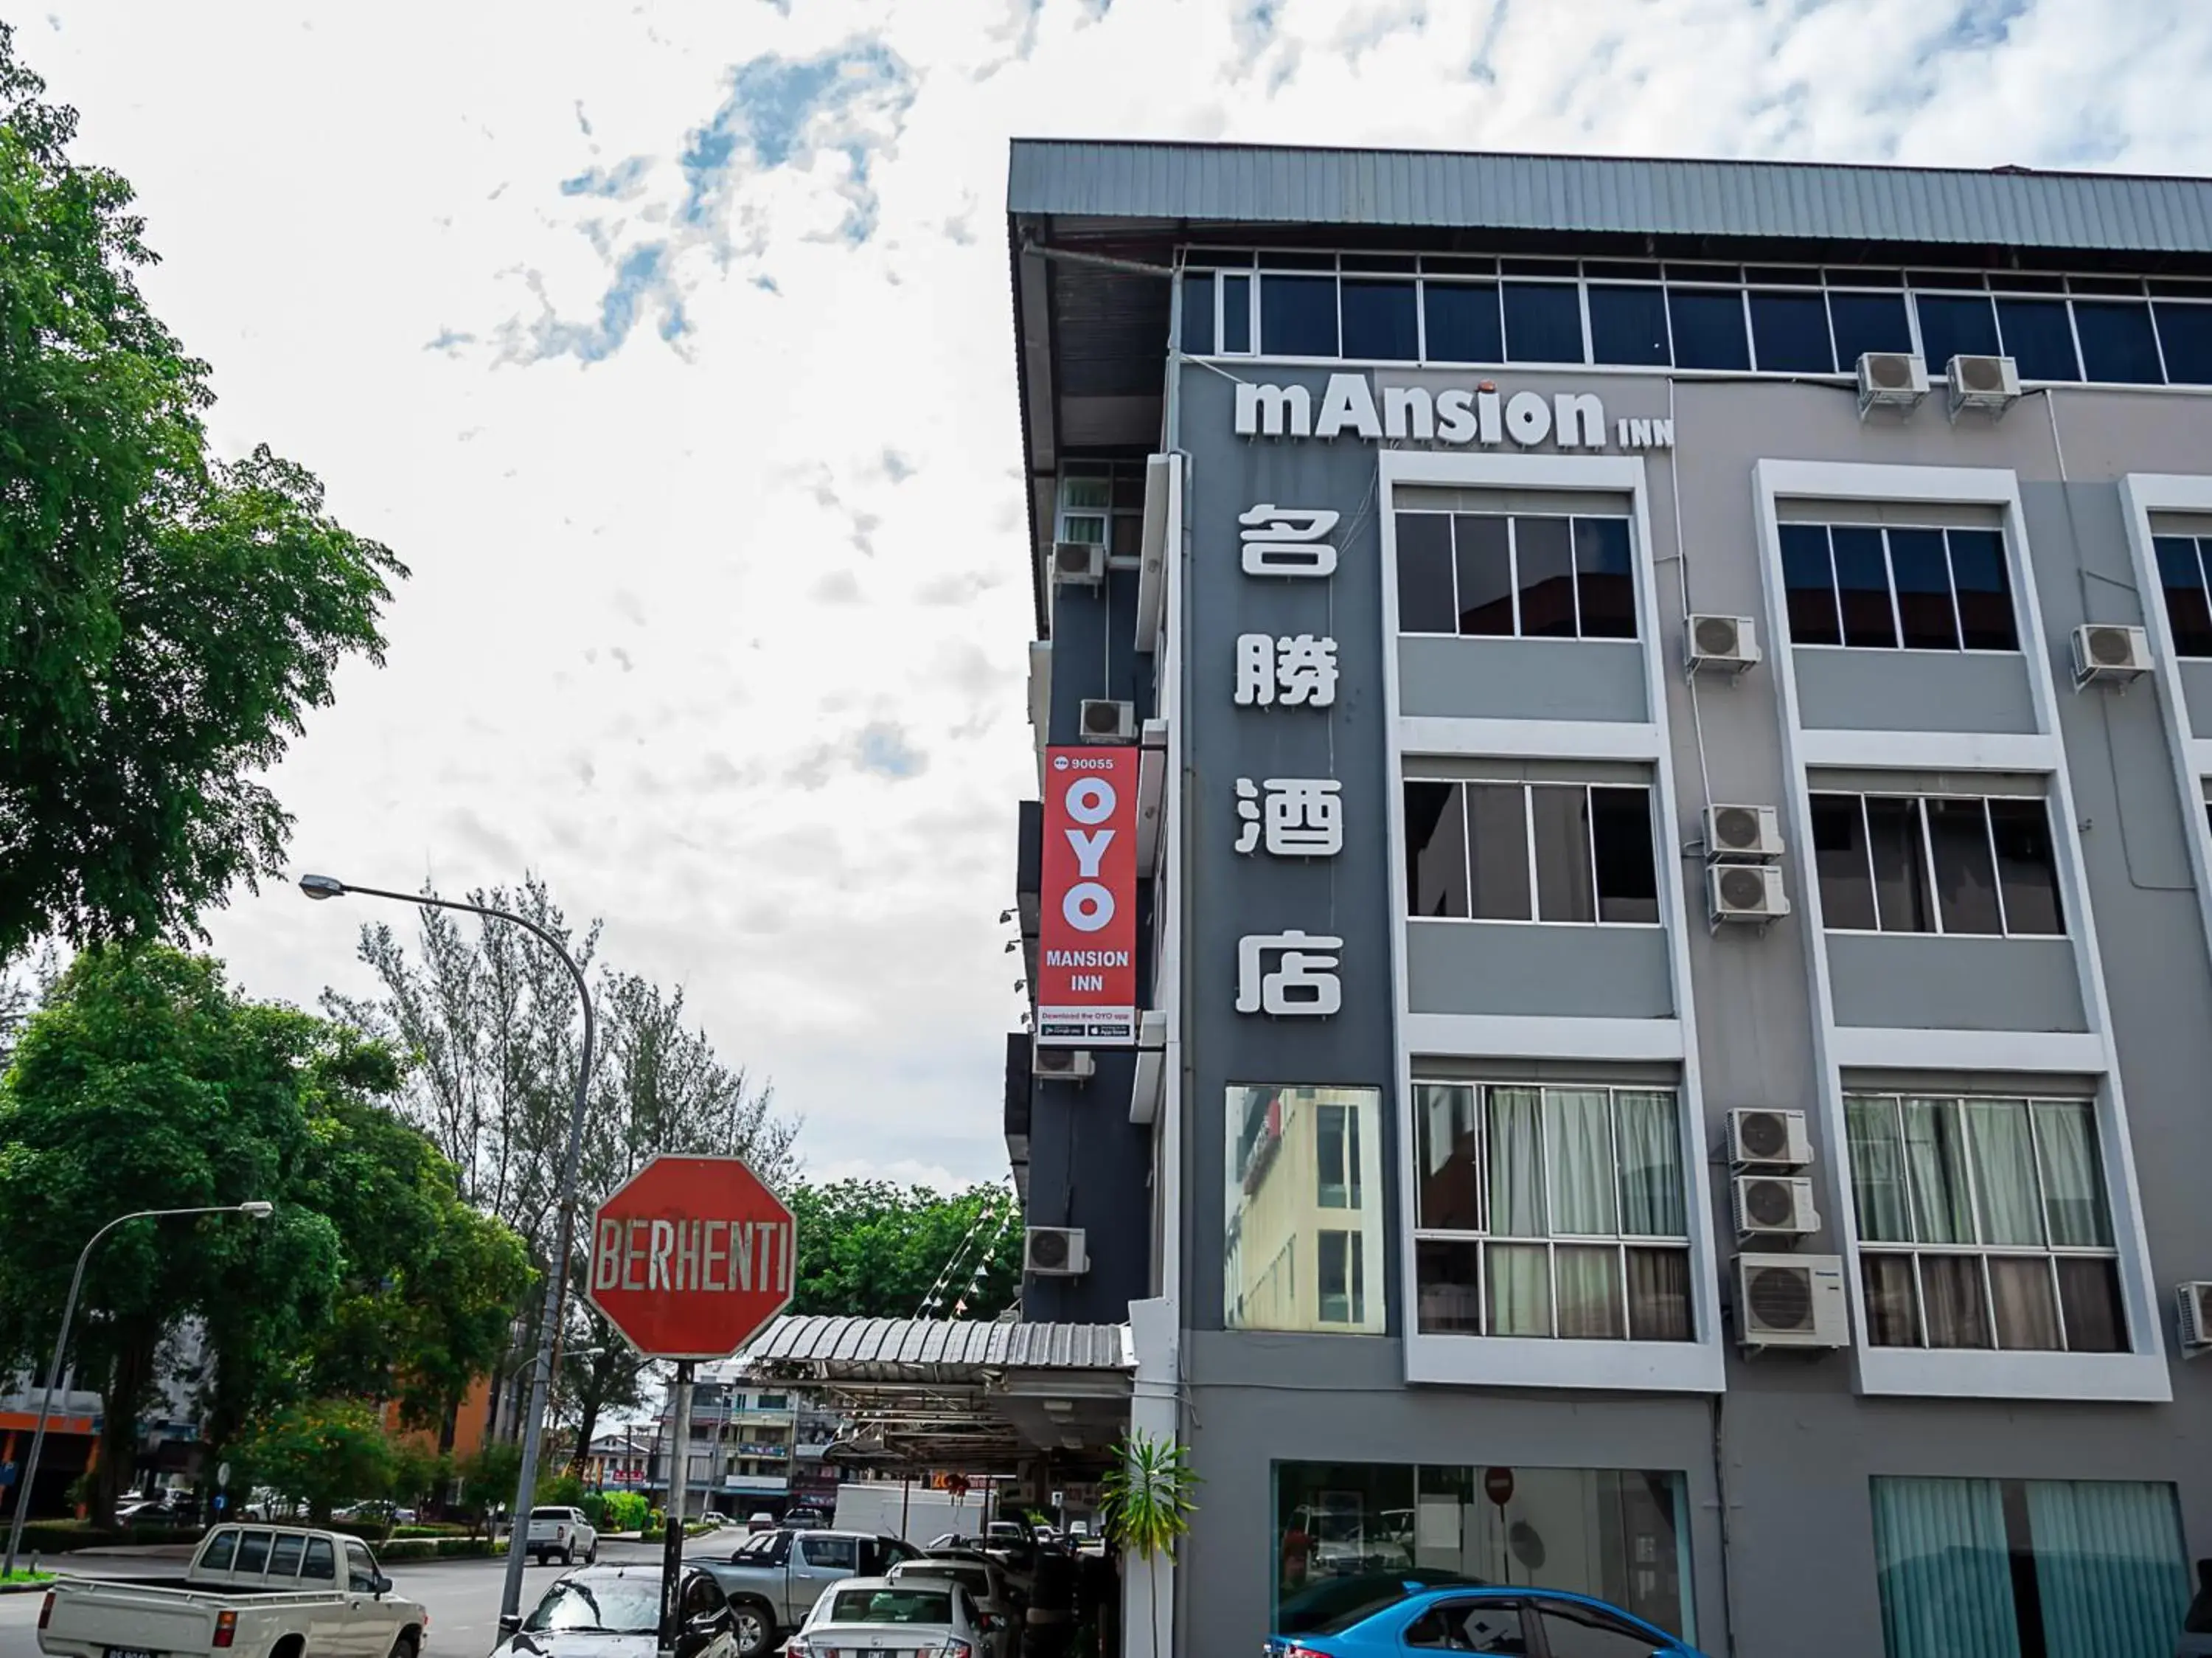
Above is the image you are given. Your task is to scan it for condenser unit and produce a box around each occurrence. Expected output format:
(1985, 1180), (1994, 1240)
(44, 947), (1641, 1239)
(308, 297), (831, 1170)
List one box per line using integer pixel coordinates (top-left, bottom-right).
(1079, 699), (1135, 742)
(1857, 352), (1929, 417)
(1728, 1108), (1813, 1169)
(1733, 1174), (1820, 1239)
(1025, 1227), (1090, 1277)
(1736, 1253), (1848, 1350)
(1947, 354), (2021, 420)
(1705, 805), (1784, 862)
(1686, 614), (1761, 676)
(1051, 541), (1106, 587)
(2071, 623), (2152, 687)
(1709, 862), (1790, 926)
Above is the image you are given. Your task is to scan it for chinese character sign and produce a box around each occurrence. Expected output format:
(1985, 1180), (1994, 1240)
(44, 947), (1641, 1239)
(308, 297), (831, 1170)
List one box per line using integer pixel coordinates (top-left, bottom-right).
(1037, 746), (1139, 1047)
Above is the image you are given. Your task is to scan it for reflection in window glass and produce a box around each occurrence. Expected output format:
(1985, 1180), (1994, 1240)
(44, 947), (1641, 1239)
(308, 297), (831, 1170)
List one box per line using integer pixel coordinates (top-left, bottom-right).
(1455, 515), (1515, 637)
(1866, 797), (1933, 933)
(1425, 282), (1503, 363)
(1179, 272), (1215, 355)
(1573, 519), (1636, 639)
(2154, 300), (2212, 384)
(1886, 527), (1960, 651)
(1589, 788), (1659, 923)
(1416, 1083), (1482, 1232)
(1502, 282), (1584, 363)
(1221, 274), (1252, 353)
(1988, 799), (2065, 936)
(1225, 1087), (1385, 1334)
(1916, 293), (2001, 370)
(1467, 784), (1533, 921)
(1587, 283), (1669, 365)
(1531, 786), (1596, 923)
(1926, 797), (2003, 935)
(2073, 300), (2163, 384)
(1261, 274), (1337, 356)
(1810, 793), (1878, 930)
(1514, 517), (1576, 638)
(1829, 291), (1915, 368)
(2155, 535), (2212, 656)
(1748, 291), (1834, 372)
(1995, 297), (2079, 381)
(1341, 279), (1419, 360)
(1780, 523), (1843, 645)
(1395, 513), (1456, 633)
(1946, 529), (2017, 651)
(1830, 526), (1899, 648)
(1667, 288), (1750, 370)
(1404, 782), (1469, 919)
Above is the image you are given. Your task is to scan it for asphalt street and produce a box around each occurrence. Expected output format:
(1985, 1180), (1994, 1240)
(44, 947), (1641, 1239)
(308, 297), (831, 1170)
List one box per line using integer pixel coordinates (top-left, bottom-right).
(0, 1539), (675, 1658)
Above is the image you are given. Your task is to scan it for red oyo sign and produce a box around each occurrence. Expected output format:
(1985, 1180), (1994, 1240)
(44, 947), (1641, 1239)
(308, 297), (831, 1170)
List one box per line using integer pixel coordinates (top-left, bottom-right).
(1036, 745), (1138, 1047)
(585, 1154), (796, 1361)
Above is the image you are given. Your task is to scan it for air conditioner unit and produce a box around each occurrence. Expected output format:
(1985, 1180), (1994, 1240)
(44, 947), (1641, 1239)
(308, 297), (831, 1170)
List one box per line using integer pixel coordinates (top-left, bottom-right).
(1686, 614), (1761, 676)
(1025, 1227), (1089, 1277)
(2179, 1281), (2212, 1355)
(2071, 623), (2152, 687)
(1079, 698), (1135, 741)
(1051, 541), (1106, 588)
(1736, 1253), (1849, 1350)
(1728, 1108), (1814, 1169)
(1031, 1045), (1095, 1083)
(1708, 862), (1790, 926)
(1733, 1174), (1820, 1238)
(1947, 354), (2021, 420)
(1705, 805), (1784, 861)
(1857, 351), (1929, 417)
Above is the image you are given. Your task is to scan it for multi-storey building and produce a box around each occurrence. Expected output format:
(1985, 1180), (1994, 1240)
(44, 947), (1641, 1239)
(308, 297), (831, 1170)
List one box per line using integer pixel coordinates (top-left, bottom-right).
(1004, 139), (2212, 1658)
(652, 1371), (796, 1516)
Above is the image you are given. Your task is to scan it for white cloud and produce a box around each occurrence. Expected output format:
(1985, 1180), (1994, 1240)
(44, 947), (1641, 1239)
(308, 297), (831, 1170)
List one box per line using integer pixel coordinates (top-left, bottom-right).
(27, 0), (2212, 1187)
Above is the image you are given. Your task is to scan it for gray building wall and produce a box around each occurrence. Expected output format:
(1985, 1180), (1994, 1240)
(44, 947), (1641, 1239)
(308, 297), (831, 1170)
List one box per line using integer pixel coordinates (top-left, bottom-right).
(1169, 361), (2212, 1658)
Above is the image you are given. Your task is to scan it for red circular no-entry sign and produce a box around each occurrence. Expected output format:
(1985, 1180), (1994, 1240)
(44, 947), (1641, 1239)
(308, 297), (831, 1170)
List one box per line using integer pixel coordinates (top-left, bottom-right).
(585, 1154), (796, 1361)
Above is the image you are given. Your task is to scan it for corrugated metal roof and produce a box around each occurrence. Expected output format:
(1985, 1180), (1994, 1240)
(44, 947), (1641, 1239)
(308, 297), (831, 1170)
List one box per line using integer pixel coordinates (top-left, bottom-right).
(1007, 139), (2212, 254)
(741, 1315), (1132, 1374)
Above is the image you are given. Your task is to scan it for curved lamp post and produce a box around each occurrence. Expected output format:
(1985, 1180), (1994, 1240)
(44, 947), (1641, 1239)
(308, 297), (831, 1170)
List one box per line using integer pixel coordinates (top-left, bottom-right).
(2, 1202), (275, 1578)
(299, 873), (594, 1636)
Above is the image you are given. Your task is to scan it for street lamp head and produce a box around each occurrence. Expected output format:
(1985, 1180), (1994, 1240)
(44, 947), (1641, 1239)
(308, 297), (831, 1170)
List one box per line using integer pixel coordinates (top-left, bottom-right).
(239, 1201), (276, 1219)
(298, 873), (347, 901)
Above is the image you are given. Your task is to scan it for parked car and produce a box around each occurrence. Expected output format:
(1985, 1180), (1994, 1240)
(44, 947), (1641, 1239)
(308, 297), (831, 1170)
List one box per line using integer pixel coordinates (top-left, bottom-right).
(1275, 1570), (1484, 1635)
(747, 1512), (777, 1534)
(887, 1556), (1020, 1658)
(700, 1527), (922, 1658)
(1266, 1584), (1707, 1658)
(527, 1505), (602, 1567)
(37, 1525), (426, 1658)
(787, 1576), (986, 1658)
(490, 1565), (740, 1658)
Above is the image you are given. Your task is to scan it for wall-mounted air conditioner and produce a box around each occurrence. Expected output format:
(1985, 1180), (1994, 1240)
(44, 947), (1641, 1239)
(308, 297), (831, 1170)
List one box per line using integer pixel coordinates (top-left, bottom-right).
(1736, 1253), (1848, 1350)
(1728, 1108), (1813, 1169)
(2072, 623), (2152, 688)
(1025, 1227), (1089, 1277)
(1705, 805), (1784, 862)
(1051, 541), (1106, 588)
(1947, 355), (2021, 420)
(2179, 1281), (2212, 1355)
(1079, 699), (1135, 742)
(1857, 352), (1929, 418)
(1032, 1045), (1095, 1083)
(1686, 614), (1761, 677)
(1708, 862), (1790, 926)
(1733, 1174), (1820, 1239)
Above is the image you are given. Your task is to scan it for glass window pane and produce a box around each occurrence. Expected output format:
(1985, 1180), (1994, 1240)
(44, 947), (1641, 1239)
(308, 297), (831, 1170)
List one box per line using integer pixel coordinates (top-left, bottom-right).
(1996, 296), (2079, 381)
(1572, 518), (1636, 639)
(300, 1539), (334, 1581)
(1514, 516), (1576, 637)
(1626, 1248), (1692, 1341)
(268, 1534), (305, 1578)
(1502, 282), (1584, 363)
(1545, 1089), (1616, 1235)
(1414, 1238), (1483, 1333)
(1587, 283), (1670, 365)
(1221, 274), (1251, 353)
(2154, 535), (2212, 656)
(1262, 274), (1338, 357)
(1749, 290), (1834, 372)
(1272, 1462), (1419, 1628)
(1945, 528), (2017, 651)
(1927, 797), (2003, 935)
(1555, 1246), (1624, 1339)
(1831, 525), (1899, 648)
(1965, 1099), (2044, 1246)
(2074, 300), (2163, 383)
(1779, 523), (1842, 645)
(1667, 288), (1750, 370)
(237, 1533), (271, 1574)
(1846, 1096), (1913, 1241)
(1225, 1087), (1381, 1334)
(2154, 300), (2212, 384)
(1180, 272), (1216, 355)
(1531, 785), (1596, 923)
(1919, 1255), (1992, 1347)
(2034, 1102), (2111, 1248)
(1990, 1258), (2062, 1350)
(1615, 1092), (1685, 1236)
(1467, 784), (1534, 921)
(1424, 282), (1503, 362)
(1589, 787), (1658, 923)
(1454, 514), (1515, 636)
(1904, 1098), (1976, 1245)
(1811, 793), (1879, 930)
(1317, 1230), (1357, 1324)
(1404, 782), (1470, 918)
(1871, 1479), (2020, 1657)
(1867, 797), (1933, 932)
(1886, 527), (1961, 651)
(1486, 1086), (1545, 1236)
(1486, 1242), (1551, 1336)
(1341, 278), (1419, 360)
(1395, 513), (1457, 633)
(1416, 1083), (1481, 1231)
(1987, 798), (2064, 936)
(1829, 291), (1914, 367)
(203, 1532), (240, 1572)
(1916, 293), (2000, 370)
(2055, 1258), (2126, 1352)
(1316, 1103), (1353, 1209)
(1861, 1255), (1921, 1346)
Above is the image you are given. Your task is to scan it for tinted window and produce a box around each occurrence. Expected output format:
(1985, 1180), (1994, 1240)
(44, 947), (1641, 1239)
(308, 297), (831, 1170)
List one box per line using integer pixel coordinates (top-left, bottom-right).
(1829, 291), (1914, 367)
(1587, 284), (1669, 366)
(1405, 783), (1470, 919)
(1668, 288), (1750, 370)
(803, 1535), (859, 1570)
(1531, 786), (1595, 923)
(1749, 290), (1834, 372)
(1573, 518), (1635, 639)
(2157, 535), (2212, 656)
(1946, 529), (2017, 650)
(1926, 798), (2003, 935)
(1996, 297), (2079, 380)
(826, 1588), (953, 1625)
(2154, 301), (2212, 383)
(1467, 785), (1531, 922)
(1535, 1602), (1654, 1658)
(1916, 294), (2000, 369)
(1502, 282), (1583, 363)
(1830, 526), (1898, 648)
(1810, 794), (1877, 931)
(1780, 523), (1842, 645)
(1886, 527), (1959, 651)
(236, 1532), (272, 1575)
(2073, 300), (2162, 383)
(301, 1539), (335, 1583)
(268, 1534), (305, 1578)
(344, 1541), (378, 1593)
(1867, 797), (1933, 932)
(1454, 515), (1514, 636)
(1261, 274), (1339, 357)
(1395, 513), (1456, 633)
(1178, 272), (1214, 355)
(1590, 788), (1658, 924)
(1514, 517), (1576, 638)
(1425, 283), (1503, 362)
(1221, 274), (1252, 353)
(1340, 279), (1417, 359)
(199, 1531), (240, 1572)
(1989, 799), (2064, 935)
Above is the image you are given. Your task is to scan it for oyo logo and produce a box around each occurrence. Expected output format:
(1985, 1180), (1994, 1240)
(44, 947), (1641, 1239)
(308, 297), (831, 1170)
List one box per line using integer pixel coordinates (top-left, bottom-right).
(1060, 774), (1119, 932)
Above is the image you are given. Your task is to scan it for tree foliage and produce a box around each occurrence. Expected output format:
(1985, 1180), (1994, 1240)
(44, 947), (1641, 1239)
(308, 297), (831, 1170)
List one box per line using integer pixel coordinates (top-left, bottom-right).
(0, 24), (406, 956)
(786, 1181), (1022, 1322)
(234, 1399), (394, 1525)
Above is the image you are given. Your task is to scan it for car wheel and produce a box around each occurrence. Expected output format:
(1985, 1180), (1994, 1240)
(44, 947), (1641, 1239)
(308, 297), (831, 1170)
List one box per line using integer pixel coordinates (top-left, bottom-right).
(586, 1541), (599, 1565)
(390, 1636), (419, 1658)
(564, 1542), (577, 1565)
(730, 1601), (774, 1658)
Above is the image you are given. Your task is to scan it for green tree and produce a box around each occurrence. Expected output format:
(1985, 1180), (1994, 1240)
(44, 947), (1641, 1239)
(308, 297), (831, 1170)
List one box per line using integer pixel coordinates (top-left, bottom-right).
(235, 1399), (394, 1524)
(0, 25), (406, 957)
(456, 1440), (524, 1536)
(785, 1181), (1022, 1321)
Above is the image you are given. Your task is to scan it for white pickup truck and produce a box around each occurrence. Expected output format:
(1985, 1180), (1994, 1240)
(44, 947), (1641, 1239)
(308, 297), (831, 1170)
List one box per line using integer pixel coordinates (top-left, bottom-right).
(38, 1525), (427, 1658)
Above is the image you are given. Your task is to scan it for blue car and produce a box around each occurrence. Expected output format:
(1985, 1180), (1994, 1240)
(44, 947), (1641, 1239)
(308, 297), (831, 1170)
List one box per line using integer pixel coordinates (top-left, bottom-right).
(1266, 1582), (1708, 1658)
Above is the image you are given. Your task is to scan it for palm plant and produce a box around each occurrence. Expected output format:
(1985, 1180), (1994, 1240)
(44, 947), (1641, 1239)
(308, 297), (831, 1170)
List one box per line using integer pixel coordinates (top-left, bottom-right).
(1096, 1431), (1199, 1658)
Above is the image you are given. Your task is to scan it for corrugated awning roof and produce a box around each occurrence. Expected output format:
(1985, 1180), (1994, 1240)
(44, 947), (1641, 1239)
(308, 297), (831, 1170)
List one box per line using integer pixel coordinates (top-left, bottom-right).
(1008, 139), (2212, 255)
(741, 1314), (1131, 1379)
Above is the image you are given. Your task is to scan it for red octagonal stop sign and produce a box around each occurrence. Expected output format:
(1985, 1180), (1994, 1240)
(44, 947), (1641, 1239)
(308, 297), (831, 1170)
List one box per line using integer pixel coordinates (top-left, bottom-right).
(585, 1154), (796, 1361)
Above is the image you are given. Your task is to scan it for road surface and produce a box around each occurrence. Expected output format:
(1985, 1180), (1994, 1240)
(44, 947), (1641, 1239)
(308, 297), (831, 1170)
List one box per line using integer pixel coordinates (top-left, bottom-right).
(0, 1538), (676, 1658)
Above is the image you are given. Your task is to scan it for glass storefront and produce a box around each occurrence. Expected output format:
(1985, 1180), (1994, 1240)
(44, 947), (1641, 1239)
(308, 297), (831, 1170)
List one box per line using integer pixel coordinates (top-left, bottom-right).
(1273, 1460), (1694, 1640)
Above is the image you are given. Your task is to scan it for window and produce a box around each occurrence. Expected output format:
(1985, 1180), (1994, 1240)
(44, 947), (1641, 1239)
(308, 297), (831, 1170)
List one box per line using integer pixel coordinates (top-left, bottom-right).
(1668, 287), (1750, 370)
(268, 1533), (305, 1578)
(1535, 1600), (1667, 1658)
(1424, 282), (1503, 361)
(200, 1530), (239, 1572)
(300, 1538), (335, 1582)
(1394, 510), (1638, 641)
(1847, 1093), (2123, 1353)
(1226, 1087), (1385, 1334)
(237, 1531), (272, 1575)
(2073, 301), (2163, 384)
(1403, 782), (1658, 926)
(1054, 462), (1144, 561)
(1587, 283), (1669, 366)
(1262, 273), (1340, 356)
(1749, 289), (1835, 372)
(1273, 1462), (1692, 1639)
(1995, 297), (2080, 380)
(1778, 521), (2017, 651)
(1413, 1083), (1692, 1342)
(1502, 282), (1584, 362)
(1829, 289), (1915, 367)
(1870, 1477), (2188, 1658)
(1341, 278), (1418, 359)
(1915, 291), (2000, 369)
(1809, 793), (2064, 937)
(2154, 301), (2212, 383)
(803, 1534), (860, 1571)
(1179, 269), (1214, 355)
(2154, 535), (2212, 656)
(344, 1540), (378, 1593)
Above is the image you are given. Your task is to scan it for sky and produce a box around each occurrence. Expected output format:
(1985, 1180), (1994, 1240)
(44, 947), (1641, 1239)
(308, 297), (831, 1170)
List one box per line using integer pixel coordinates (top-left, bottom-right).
(25, 0), (2212, 1189)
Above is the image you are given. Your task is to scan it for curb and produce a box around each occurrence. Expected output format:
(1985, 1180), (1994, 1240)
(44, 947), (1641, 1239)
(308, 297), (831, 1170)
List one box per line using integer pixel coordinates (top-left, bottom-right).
(0, 1581), (55, 1595)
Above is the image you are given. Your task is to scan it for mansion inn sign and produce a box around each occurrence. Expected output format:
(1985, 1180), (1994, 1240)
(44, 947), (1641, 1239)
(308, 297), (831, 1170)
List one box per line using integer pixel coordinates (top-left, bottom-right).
(1234, 372), (1677, 450)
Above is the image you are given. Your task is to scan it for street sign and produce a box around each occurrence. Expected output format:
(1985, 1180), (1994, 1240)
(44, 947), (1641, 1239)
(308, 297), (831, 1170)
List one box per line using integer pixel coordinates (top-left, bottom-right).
(1484, 1467), (1515, 1508)
(216, 1461), (232, 1489)
(585, 1154), (796, 1361)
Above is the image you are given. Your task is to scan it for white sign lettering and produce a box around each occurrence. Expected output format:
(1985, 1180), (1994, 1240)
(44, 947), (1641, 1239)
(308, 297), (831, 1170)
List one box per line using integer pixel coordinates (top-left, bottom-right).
(1235, 777), (1344, 857)
(1234, 633), (1338, 708)
(1236, 931), (1343, 1017)
(1236, 373), (1672, 450)
(1239, 504), (1339, 577)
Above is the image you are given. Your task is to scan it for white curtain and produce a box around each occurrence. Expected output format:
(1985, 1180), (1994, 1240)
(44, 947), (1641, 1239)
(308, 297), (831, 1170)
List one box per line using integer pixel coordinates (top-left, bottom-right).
(1486, 1087), (1546, 1236)
(1486, 1242), (1551, 1336)
(1966, 1099), (2043, 1246)
(1846, 1096), (1913, 1242)
(2034, 1103), (2112, 1248)
(1904, 1097), (1975, 1244)
(1545, 1089), (1615, 1235)
(1615, 1091), (1686, 1237)
(1555, 1245), (1623, 1338)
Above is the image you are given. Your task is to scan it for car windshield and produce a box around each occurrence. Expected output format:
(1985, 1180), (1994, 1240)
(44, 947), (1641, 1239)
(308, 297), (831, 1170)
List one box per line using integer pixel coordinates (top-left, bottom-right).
(897, 1565), (990, 1599)
(524, 1578), (663, 1634)
(731, 1532), (784, 1558)
(825, 1589), (953, 1626)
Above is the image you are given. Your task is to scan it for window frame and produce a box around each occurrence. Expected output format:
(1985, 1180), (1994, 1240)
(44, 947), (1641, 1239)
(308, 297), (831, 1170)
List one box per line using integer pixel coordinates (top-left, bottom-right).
(1053, 461), (1145, 559)
(1806, 790), (2066, 939)
(1402, 779), (1662, 929)
(1777, 521), (2020, 654)
(1394, 508), (1641, 643)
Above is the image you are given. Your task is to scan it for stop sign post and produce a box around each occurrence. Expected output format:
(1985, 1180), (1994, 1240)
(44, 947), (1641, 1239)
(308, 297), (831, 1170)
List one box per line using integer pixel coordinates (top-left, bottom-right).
(585, 1155), (795, 1656)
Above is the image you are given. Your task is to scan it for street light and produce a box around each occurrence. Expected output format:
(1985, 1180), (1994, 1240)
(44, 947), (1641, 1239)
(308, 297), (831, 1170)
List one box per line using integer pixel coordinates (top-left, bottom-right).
(3, 1203), (274, 1578)
(299, 872), (593, 1637)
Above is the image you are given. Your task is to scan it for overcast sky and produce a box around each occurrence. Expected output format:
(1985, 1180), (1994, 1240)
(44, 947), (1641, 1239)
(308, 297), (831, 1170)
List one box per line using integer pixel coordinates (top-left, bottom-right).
(29, 0), (2212, 1188)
